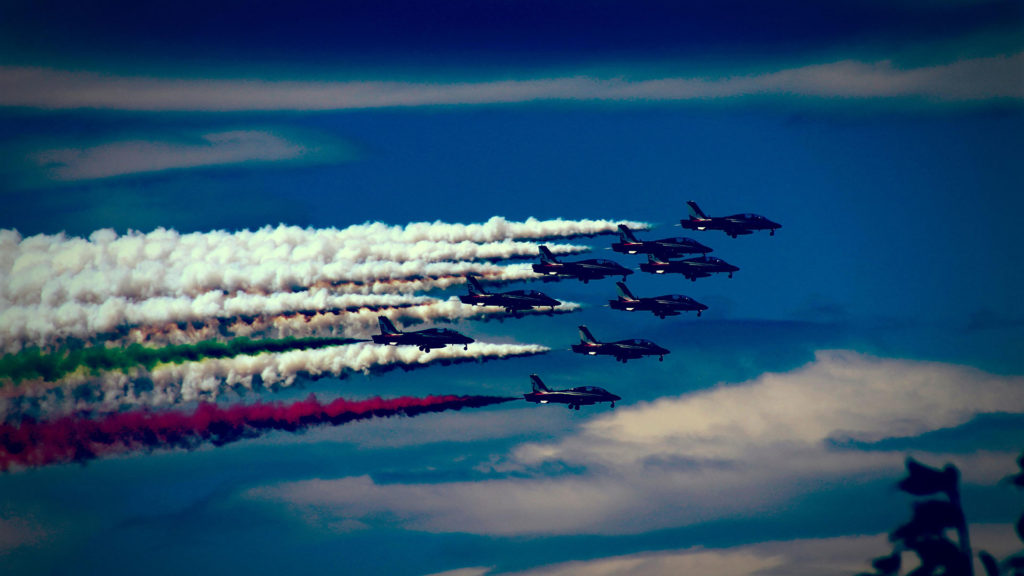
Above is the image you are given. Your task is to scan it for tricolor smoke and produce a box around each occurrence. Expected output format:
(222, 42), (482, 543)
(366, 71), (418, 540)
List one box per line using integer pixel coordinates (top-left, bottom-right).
(2, 342), (549, 419)
(0, 393), (517, 471)
(0, 336), (366, 385)
(0, 215), (615, 421)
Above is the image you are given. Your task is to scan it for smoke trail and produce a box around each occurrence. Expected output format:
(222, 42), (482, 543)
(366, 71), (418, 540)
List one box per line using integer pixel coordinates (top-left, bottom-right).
(0, 336), (366, 385)
(2, 342), (548, 419)
(0, 297), (576, 384)
(3, 217), (638, 305)
(1, 291), (577, 352)
(0, 291), (429, 352)
(93, 296), (580, 349)
(0, 393), (517, 471)
(4, 253), (546, 306)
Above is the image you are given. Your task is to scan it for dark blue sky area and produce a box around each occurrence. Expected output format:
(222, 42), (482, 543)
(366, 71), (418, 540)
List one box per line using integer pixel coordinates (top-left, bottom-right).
(2, 0), (1021, 72)
(5, 105), (1022, 341)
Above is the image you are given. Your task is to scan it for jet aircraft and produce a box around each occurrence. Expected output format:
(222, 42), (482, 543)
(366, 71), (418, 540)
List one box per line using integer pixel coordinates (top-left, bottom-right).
(611, 224), (712, 258)
(608, 281), (707, 318)
(523, 374), (621, 410)
(458, 276), (561, 315)
(640, 253), (739, 281)
(680, 201), (781, 238)
(571, 325), (669, 363)
(371, 316), (474, 352)
(532, 246), (632, 283)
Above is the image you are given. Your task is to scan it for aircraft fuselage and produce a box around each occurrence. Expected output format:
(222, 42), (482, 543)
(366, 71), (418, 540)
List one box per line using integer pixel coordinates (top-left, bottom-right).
(639, 255), (739, 281)
(609, 294), (707, 318)
(532, 258), (633, 283)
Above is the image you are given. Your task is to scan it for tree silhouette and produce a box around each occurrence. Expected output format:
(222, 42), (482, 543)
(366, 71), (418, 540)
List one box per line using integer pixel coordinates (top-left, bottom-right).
(857, 453), (1024, 576)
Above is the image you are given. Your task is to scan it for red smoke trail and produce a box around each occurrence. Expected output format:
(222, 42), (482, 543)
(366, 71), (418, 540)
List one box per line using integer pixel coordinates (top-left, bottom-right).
(0, 394), (516, 471)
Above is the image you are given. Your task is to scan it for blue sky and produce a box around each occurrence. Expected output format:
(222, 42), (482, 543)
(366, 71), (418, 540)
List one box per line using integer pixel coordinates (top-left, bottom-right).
(2, 1), (1023, 575)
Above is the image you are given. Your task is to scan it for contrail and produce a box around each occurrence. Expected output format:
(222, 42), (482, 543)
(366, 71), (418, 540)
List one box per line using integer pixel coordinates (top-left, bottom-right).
(0, 393), (518, 471)
(3, 217), (641, 305)
(1, 342), (548, 419)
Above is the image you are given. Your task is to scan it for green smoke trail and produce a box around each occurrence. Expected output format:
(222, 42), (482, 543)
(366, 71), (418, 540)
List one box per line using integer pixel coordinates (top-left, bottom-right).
(0, 336), (365, 385)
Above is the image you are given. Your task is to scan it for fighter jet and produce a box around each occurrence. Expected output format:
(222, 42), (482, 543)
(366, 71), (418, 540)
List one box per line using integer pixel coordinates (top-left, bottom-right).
(458, 276), (561, 315)
(611, 224), (712, 258)
(571, 325), (669, 363)
(371, 316), (474, 352)
(523, 374), (621, 410)
(532, 245), (632, 283)
(639, 253), (739, 281)
(608, 281), (707, 318)
(680, 201), (782, 238)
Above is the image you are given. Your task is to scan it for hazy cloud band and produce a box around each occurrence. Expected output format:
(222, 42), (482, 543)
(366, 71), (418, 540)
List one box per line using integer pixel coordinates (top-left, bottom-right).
(2, 54), (1021, 111)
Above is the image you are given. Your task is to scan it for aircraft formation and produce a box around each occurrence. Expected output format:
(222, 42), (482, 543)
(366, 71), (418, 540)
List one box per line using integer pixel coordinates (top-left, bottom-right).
(369, 201), (780, 409)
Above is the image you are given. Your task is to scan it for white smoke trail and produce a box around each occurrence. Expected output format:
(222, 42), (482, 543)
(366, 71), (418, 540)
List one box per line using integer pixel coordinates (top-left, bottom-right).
(2, 342), (548, 418)
(100, 297), (580, 348)
(2, 217), (640, 305)
(3, 245), (564, 305)
(0, 290), (429, 351)
(319, 263), (541, 295)
(0, 290), (578, 351)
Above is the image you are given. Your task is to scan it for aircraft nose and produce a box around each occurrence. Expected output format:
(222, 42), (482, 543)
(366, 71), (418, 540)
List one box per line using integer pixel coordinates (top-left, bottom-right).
(609, 394), (622, 401)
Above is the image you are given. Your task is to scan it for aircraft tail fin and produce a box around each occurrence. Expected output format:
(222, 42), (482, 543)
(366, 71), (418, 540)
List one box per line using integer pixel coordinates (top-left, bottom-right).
(615, 281), (637, 301)
(578, 325), (599, 344)
(686, 200), (708, 220)
(617, 224), (639, 243)
(538, 245), (559, 264)
(466, 275), (487, 295)
(530, 374), (550, 393)
(647, 253), (667, 265)
(377, 316), (401, 335)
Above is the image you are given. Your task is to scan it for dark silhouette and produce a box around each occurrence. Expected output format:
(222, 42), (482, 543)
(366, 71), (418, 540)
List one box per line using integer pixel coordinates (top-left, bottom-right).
(857, 453), (1024, 576)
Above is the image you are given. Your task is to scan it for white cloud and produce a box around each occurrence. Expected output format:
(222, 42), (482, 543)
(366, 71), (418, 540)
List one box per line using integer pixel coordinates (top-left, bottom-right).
(249, 351), (1024, 536)
(26, 130), (331, 181)
(2, 54), (1021, 111)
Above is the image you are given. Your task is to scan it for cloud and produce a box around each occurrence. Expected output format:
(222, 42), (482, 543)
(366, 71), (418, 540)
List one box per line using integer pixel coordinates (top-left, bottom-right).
(250, 351), (1024, 536)
(1, 54), (1021, 111)
(26, 130), (344, 181)
(444, 525), (1020, 576)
